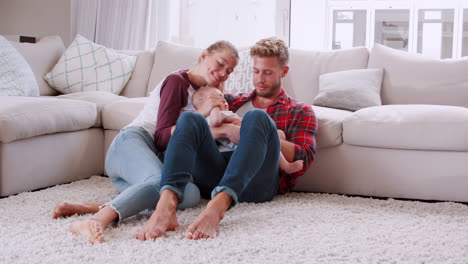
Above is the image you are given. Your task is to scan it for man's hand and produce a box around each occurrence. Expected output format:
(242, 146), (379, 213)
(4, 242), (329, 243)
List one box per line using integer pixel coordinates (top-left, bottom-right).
(196, 92), (226, 117)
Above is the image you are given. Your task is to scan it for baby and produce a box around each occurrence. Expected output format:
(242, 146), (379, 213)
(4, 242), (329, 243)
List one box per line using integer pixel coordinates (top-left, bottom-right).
(191, 86), (303, 174)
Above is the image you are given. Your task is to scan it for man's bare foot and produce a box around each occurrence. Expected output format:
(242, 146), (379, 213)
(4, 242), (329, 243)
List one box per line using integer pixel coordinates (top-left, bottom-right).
(283, 160), (304, 174)
(135, 189), (180, 241)
(52, 201), (106, 219)
(135, 210), (180, 241)
(69, 219), (105, 244)
(185, 192), (232, 240)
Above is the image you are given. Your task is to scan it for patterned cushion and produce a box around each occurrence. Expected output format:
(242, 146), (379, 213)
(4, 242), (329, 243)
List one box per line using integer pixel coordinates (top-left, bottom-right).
(224, 50), (254, 95)
(44, 34), (136, 94)
(0, 35), (39, 96)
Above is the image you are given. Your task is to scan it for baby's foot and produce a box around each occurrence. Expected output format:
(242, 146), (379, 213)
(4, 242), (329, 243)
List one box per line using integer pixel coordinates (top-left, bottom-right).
(283, 160), (304, 174)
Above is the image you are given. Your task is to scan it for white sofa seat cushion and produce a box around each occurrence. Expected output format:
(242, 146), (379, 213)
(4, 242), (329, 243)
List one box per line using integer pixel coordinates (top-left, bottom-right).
(0, 97), (97, 143)
(58, 91), (126, 127)
(343, 105), (468, 151)
(102, 97), (147, 130)
(313, 105), (353, 148)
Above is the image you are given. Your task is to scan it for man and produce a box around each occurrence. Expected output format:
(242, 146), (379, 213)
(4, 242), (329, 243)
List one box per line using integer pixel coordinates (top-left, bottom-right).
(136, 37), (317, 240)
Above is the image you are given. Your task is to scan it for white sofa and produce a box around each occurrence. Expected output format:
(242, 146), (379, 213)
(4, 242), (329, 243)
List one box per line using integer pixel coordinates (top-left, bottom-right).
(1, 36), (467, 203)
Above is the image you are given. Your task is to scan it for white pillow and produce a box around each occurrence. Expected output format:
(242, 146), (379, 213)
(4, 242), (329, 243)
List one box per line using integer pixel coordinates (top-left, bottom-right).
(0, 35), (39, 96)
(313, 69), (383, 111)
(224, 50), (254, 95)
(44, 34), (136, 94)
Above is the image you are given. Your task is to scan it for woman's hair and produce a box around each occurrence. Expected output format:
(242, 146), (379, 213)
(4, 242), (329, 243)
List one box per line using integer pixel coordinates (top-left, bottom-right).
(250, 37), (289, 66)
(204, 40), (239, 59)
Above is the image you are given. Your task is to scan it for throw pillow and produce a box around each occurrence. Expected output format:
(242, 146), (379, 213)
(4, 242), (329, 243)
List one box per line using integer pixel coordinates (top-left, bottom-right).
(0, 35), (39, 96)
(44, 34), (137, 94)
(313, 68), (384, 111)
(224, 49), (254, 95)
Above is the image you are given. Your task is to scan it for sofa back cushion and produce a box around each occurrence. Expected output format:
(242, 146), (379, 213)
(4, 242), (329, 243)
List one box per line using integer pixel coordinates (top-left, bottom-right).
(285, 47), (370, 105)
(368, 44), (468, 107)
(10, 36), (65, 96)
(118, 50), (155, 98)
(146, 41), (202, 96)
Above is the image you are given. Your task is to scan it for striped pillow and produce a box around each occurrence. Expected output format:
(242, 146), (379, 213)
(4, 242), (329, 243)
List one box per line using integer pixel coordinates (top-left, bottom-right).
(44, 34), (136, 94)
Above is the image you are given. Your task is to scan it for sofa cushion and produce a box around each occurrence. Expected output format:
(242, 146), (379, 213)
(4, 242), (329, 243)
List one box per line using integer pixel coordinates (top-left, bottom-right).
(10, 36), (65, 96)
(224, 49), (254, 95)
(343, 105), (468, 151)
(0, 96), (97, 143)
(314, 68), (383, 111)
(285, 47), (369, 105)
(0, 36), (39, 96)
(146, 41), (202, 95)
(58, 91), (126, 127)
(368, 44), (468, 107)
(118, 50), (155, 98)
(44, 34), (137, 95)
(102, 97), (147, 130)
(313, 106), (353, 148)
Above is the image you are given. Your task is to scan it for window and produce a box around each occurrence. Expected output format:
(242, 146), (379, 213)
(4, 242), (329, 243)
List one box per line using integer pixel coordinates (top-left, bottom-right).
(417, 9), (454, 59)
(151, 0), (290, 48)
(332, 10), (367, 50)
(462, 9), (468, 57)
(374, 9), (410, 51)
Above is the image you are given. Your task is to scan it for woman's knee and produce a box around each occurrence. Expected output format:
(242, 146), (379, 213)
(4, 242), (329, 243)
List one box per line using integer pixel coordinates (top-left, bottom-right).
(178, 112), (206, 125)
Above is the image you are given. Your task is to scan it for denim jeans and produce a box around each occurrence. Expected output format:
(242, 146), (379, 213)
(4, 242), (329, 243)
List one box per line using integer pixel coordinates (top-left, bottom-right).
(104, 126), (200, 221)
(160, 110), (280, 208)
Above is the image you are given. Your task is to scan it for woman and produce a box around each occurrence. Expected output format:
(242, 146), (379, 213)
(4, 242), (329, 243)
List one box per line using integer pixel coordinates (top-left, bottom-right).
(52, 41), (239, 244)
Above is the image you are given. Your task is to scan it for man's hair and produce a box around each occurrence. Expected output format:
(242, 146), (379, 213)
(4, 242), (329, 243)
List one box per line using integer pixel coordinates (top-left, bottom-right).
(205, 40), (239, 59)
(192, 86), (219, 110)
(250, 37), (289, 66)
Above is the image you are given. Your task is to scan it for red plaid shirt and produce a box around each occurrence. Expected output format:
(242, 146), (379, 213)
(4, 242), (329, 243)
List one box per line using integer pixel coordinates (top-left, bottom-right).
(225, 89), (318, 194)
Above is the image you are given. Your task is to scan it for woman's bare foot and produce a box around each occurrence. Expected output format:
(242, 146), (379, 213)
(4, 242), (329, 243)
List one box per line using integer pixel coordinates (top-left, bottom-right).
(282, 160), (304, 174)
(135, 190), (180, 241)
(69, 219), (105, 244)
(185, 192), (232, 240)
(52, 201), (107, 219)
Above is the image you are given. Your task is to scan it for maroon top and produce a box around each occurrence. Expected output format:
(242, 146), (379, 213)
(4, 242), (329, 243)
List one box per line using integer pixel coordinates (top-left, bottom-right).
(154, 70), (200, 151)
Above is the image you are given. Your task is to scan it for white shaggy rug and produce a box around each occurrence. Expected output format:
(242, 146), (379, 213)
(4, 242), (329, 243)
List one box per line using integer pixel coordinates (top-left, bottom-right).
(1, 176), (467, 264)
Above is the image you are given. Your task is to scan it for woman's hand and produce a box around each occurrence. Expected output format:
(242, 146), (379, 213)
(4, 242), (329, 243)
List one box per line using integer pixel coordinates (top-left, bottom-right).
(196, 92), (226, 117)
(224, 123), (240, 144)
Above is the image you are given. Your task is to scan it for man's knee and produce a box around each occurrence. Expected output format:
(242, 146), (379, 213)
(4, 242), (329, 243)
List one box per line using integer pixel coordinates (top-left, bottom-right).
(243, 109), (275, 130)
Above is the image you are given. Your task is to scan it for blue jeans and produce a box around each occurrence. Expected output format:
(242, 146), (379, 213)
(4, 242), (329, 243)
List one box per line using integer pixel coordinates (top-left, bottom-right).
(160, 110), (280, 208)
(104, 126), (201, 221)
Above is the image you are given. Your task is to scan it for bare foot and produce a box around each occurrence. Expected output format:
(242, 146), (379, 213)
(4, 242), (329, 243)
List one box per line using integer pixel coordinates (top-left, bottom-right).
(135, 211), (180, 241)
(283, 160), (304, 174)
(52, 201), (106, 219)
(184, 208), (222, 240)
(185, 192), (231, 240)
(135, 190), (180, 241)
(69, 219), (105, 244)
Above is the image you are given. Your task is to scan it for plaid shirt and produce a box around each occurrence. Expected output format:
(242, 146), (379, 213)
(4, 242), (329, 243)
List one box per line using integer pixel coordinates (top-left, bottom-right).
(225, 89), (318, 194)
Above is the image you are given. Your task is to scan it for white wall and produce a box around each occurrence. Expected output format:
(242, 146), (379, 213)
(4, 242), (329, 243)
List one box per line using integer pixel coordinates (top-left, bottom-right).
(0, 0), (71, 45)
(290, 0), (327, 50)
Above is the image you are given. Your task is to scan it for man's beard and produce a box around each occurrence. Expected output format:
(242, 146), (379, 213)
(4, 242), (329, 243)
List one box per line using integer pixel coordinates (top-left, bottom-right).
(255, 82), (281, 98)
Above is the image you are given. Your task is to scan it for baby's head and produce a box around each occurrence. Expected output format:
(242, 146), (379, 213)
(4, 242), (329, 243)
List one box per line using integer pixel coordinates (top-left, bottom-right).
(192, 86), (228, 111)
